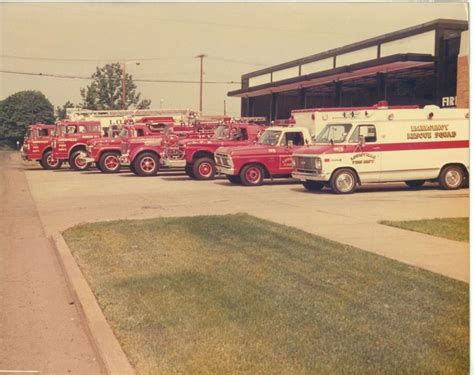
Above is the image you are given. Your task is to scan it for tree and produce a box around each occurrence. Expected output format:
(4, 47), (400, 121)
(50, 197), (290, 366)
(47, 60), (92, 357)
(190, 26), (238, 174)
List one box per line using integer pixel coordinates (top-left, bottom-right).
(0, 90), (55, 141)
(80, 63), (151, 110)
(56, 100), (76, 120)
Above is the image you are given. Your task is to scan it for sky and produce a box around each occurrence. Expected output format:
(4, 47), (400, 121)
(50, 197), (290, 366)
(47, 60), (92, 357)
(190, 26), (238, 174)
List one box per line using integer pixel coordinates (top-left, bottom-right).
(0, 2), (468, 116)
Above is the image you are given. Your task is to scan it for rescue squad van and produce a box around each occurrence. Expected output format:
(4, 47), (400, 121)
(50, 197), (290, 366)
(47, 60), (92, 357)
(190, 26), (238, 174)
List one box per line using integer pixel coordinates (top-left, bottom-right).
(291, 105), (469, 194)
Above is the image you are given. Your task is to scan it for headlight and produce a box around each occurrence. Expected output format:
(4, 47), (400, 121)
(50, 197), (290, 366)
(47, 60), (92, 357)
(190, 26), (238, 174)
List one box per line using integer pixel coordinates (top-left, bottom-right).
(315, 157), (322, 170)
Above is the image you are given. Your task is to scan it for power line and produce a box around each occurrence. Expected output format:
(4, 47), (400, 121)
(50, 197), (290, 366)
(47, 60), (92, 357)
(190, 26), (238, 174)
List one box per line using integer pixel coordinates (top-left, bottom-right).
(207, 55), (268, 67)
(0, 54), (187, 63)
(0, 69), (240, 85)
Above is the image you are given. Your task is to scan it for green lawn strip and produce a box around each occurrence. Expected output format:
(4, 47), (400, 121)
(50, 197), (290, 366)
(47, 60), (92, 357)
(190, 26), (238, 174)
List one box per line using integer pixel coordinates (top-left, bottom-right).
(380, 217), (469, 242)
(63, 213), (468, 374)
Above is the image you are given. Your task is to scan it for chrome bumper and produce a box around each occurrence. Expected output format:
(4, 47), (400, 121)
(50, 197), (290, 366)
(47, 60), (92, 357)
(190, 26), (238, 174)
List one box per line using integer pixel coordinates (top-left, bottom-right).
(216, 165), (235, 175)
(161, 158), (186, 168)
(119, 153), (130, 165)
(292, 171), (329, 181)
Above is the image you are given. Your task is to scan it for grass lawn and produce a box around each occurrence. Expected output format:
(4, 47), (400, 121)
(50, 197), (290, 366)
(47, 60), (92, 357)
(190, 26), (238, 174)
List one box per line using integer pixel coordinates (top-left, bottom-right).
(381, 217), (469, 242)
(64, 214), (468, 374)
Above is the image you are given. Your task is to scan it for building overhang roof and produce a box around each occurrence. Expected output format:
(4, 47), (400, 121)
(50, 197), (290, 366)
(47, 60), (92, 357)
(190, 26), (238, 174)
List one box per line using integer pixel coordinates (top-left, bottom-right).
(228, 53), (435, 98)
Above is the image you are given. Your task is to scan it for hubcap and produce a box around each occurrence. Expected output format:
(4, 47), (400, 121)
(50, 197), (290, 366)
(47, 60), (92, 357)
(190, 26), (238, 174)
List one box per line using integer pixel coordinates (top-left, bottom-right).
(140, 157), (155, 172)
(198, 162), (213, 177)
(445, 169), (462, 188)
(336, 173), (355, 192)
(47, 155), (59, 167)
(246, 167), (261, 183)
(75, 156), (86, 168)
(105, 155), (119, 170)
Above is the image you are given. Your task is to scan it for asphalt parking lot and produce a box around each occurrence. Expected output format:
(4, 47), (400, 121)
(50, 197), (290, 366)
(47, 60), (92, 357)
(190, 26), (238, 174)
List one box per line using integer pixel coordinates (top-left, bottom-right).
(24, 155), (469, 282)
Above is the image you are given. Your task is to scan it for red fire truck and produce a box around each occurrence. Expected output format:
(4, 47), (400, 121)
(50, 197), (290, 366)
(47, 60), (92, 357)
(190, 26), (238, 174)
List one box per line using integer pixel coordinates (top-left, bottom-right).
(51, 120), (102, 171)
(160, 122), (264, 180)
(21, 123), (61, 169)
(79, 117), (176, 173)
(120, 123), (217, 176)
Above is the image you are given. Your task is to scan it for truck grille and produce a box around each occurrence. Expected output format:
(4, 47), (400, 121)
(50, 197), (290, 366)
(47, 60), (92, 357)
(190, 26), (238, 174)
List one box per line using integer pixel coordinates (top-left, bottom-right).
(215, 153), (231, 167)
(294, 156), (318, 173)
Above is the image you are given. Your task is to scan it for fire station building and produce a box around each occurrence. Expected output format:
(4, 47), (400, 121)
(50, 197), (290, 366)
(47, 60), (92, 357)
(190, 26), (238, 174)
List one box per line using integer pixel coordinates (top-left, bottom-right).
(228, 19), (468, 121)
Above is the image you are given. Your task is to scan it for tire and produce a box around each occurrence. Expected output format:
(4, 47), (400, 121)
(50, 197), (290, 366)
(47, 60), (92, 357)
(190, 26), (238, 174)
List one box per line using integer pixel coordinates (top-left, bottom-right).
(439, 165), (465, 190)
(226, 175), (241, 184)
(99, 152), (121, 173)
(133, 152), (160, 176)
(129, 162), (138, 175)
(69, 151), (91, 171)
(192, 157), (216, 180)
(41, 150), (62, 170)
(240, 164), (265, 186)
(302, 181), (324, 191)
(330, 168), (357, 194)
(185, 165), (195, 179)
(405, 180), (425, 189)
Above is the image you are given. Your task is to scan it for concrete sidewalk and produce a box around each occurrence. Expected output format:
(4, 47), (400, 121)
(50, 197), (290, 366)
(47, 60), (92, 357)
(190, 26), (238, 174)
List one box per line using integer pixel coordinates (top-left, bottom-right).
(0, 152), (103, 374)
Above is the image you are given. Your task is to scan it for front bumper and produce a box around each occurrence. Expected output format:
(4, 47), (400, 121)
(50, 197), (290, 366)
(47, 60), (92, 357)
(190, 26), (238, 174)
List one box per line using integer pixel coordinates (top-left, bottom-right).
(292, 171), (330, 181)
(77, 152), (95, 164)
(161, 158), (186, 168)
(119, 153), (131, 165)
(216, 165), (235, 175)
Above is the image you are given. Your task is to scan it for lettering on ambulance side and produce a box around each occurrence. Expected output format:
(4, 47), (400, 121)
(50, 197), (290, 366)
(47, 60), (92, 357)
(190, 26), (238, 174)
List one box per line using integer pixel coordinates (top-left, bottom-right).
(407, 124), (457, 140)
(350, 153), (376, 165)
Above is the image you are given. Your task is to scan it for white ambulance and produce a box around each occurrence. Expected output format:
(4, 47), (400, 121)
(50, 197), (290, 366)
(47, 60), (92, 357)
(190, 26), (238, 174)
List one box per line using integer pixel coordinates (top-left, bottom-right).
(291, 105), (469, 194)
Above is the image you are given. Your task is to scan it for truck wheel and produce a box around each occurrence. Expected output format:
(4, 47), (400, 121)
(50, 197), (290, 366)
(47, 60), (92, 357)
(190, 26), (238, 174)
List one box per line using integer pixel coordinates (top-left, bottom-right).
(302, 181), (324, 191)
(240, 164), (264, 186)
(41, 150), (62, 170)
(99, 152), (121, 173)
(134, 152), (160, 176)
(226, 175), (241, 184)
(192, 157), (216, 180)
(330, 169), (357, 194)
(129, 162), (138, 175)
(439, 165), (464, 190)
(69, 151), (91, 171)
(405, 180), (425, 189)
(185, 165), (195, 179)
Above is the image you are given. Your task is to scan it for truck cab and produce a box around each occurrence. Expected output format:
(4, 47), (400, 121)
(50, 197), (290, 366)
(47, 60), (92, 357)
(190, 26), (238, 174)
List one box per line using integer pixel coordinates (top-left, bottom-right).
(215, 126), (312, 186)
(21, 123), (60, 169)
(161, 122), (263, 180)
(51, 121), (102, 171)
(81, 122), (170, 173)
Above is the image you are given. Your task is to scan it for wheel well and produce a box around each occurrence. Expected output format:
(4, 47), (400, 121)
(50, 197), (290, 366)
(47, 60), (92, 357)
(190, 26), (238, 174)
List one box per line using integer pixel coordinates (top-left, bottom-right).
(100, 149), (121, 159)
(193, 151), (214, 161)
(42, 147), (52, 156)
(240, 162), (270, 178)
(439, 163), (469, 178)
(69, 144), (87, 158)
(330, 167), (361, 185)
(134, 150), (160, 161)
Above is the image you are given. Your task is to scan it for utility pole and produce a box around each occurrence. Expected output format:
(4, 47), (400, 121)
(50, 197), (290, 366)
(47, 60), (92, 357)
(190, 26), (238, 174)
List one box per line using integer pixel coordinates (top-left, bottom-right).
(195, 54), (206, 113)
(121, 63), (126, 110)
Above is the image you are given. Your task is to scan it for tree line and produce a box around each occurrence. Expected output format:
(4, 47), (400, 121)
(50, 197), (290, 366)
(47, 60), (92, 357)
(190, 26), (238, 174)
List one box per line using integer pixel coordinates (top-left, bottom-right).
(0, 63), (151, 148)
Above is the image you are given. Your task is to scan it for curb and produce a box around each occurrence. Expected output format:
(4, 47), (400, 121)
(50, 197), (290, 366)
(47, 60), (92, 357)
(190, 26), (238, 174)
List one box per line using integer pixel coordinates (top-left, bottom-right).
(52, 233), (135, 375)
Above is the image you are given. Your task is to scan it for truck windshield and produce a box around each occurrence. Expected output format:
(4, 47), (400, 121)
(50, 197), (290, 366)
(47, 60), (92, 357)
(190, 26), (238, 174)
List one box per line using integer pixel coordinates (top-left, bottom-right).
(258, 130), (282, 145)
(214, 125), (230, 139)
(315, 124), (352, 143)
